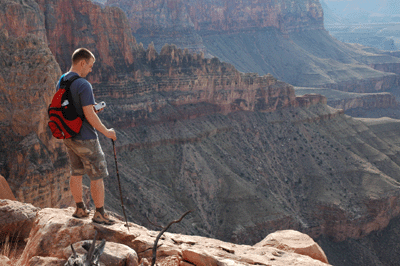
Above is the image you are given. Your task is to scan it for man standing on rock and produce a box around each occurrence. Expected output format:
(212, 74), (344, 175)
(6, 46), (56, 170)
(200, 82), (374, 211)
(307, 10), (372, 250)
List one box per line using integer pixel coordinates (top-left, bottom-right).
(58, 48), (116, 225)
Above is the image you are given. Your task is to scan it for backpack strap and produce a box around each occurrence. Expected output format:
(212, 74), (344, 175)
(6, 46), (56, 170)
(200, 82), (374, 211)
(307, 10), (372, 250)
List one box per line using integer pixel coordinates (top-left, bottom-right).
(59, 75), (84, 120)
(60, 75), (81, 90)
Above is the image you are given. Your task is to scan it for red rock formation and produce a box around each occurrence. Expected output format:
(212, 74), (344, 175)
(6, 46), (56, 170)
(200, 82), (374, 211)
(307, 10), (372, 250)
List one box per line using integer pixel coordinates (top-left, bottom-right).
(296, 94), (328, 108)
(36, 0), (136, 83)
(321, 74), (399, 93)
(0, 256), (11, 266)
(255, 230), (329, 264)
(0, 0), (47, 41)
(105, 0), (400, 97)
(0, 200), (39, 241)
(189, 0), (323, 33)
(1, 0), (313, 212)
(370, 63), (400, 76)
(295, 88), (398, 112)
(107, 0), (324, 34)
(0, 29), (73, 208)
(92, 45), (304, 128)
(13, 201), (331, 266)
(328, 92), (397, 111)
(3, 1), (400, 258)
(0, 175), (16, 200)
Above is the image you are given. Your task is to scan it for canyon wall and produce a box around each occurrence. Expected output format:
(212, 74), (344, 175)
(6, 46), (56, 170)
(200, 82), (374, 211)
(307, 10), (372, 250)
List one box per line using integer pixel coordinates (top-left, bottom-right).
(1, 200), (331, 266)
(106, 0), (324, 53)
(0, 0), (47, 41)
(3, 1), (400, 265)
(107, 0), (323, 34)
(36, 0), (136, 83)
(97, 98), (400, 246)
(328, 92), (397, 111)
(0, 27), (73, 208)
(0, 0), (326, 209)
(295, 88), (398, 112)
(105, 0), (400, 99)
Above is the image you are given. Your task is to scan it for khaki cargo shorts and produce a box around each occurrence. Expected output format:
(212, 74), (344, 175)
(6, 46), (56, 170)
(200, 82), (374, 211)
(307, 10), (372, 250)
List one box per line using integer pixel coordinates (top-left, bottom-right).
(63, 138), (108, 180)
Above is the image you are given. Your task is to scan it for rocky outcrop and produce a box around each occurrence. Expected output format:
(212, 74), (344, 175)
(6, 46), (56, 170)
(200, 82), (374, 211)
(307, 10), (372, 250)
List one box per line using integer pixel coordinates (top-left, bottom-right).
(0, 256), (11, 266)
(107, 0), (323, 34)
(0, 29), (72, 208)
(295, 87), (398, 111)
(0, 0), (332, 213)
(370, 51), (400, 76)
(3, 2), (400, 265)
(0, 200), (39, 241)
(105, 0), (400, 96)
(106, 0), (323, 52)
(328, 92), (397, 111)
(94, 100), (400, 247)
(96, 53), (303, 127)
(0, 200), (330, 266)
(256, 230), (329, 264)
(371, 63), (400, 76)
(320, 74), (399, 93)
(0, 175), (16, 200)
(36, 0), (136, 83)
(296, 94), (327, 108)
(0, 0), (47, 41)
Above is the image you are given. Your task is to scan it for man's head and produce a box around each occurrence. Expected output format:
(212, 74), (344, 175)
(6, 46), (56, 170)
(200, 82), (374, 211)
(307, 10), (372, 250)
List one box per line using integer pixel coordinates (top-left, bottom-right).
(71, 48), (95, 78)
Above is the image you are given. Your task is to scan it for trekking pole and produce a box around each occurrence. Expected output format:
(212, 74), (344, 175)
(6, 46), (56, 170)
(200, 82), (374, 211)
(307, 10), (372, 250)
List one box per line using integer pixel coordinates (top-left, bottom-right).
(112, 139), (130, 232)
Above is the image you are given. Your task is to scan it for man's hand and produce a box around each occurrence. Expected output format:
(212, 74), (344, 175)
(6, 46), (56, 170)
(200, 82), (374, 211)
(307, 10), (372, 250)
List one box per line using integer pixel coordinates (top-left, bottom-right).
(105, 128), (117, 141)
(83, 105), (117, 140)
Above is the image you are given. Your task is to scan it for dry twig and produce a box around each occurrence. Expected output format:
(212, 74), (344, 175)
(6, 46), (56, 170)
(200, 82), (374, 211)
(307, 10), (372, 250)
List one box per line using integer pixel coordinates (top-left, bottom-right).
(64, 230), (106, 266)
(151, 210), (192, 266)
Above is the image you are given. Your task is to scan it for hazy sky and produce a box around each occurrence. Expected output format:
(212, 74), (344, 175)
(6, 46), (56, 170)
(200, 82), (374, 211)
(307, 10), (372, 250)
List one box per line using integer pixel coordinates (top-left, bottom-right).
(323, 0), (400, 14)
(322, 0), (400, 24)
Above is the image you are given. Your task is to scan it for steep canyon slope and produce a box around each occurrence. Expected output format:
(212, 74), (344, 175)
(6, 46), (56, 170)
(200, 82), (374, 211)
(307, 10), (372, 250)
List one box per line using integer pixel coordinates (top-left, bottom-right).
(105, 0), (400, 95)
(2, 0), (400, 265)
(0, 0), (73, 208)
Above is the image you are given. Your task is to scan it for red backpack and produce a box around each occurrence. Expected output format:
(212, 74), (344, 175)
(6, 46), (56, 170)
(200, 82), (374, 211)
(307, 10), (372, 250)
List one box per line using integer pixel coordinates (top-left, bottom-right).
(48, 75), (82, 139)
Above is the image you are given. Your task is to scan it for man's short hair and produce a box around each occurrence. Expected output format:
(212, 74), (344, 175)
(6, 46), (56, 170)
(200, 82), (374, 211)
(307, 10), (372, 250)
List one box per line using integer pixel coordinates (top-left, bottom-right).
(72, 48), (95, 64)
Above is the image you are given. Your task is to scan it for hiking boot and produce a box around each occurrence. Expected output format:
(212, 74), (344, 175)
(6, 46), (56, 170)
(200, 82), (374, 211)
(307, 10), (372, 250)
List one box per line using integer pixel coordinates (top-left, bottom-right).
(92, 211), (115, 225)
(72, 207), (90, 219)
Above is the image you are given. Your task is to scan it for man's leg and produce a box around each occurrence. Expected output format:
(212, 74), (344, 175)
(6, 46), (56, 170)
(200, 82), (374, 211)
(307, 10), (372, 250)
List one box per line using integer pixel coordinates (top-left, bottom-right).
(91, 177), (114, 225)
(90, 178), (104, 209)
(70, 175), (83, 204)
(70, 175), (90, 218)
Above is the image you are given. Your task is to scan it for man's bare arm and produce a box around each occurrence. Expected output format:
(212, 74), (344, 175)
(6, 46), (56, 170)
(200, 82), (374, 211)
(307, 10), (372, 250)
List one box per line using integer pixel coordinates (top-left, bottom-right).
(82, 105), (116, 140)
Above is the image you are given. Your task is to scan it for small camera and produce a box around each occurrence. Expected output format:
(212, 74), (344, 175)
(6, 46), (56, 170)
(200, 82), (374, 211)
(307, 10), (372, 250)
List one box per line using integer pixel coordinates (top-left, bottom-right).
(94, 101), (106, 111)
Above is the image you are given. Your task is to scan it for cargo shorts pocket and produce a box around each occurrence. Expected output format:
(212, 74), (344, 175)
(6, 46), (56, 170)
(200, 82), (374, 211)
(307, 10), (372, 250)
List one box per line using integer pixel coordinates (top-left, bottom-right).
(64, 138), (108, 180)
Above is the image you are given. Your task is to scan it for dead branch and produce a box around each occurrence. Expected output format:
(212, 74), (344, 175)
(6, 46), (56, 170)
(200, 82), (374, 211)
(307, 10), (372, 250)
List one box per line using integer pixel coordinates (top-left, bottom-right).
(65, 230), (106, 266)
(151, 210), (192, 266)
(146, 214), (164, 229)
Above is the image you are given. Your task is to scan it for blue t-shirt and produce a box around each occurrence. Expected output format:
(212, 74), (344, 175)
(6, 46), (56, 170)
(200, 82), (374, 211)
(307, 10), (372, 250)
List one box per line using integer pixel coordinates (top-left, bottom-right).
(56, 72), (98, 140)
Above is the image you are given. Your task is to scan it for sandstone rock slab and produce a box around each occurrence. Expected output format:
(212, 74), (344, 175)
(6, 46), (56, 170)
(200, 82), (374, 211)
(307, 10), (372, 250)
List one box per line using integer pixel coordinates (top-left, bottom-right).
(255, 230), (329, 264)
(16, 205), (331, 266)
(64, 240), (139, 266)
(27, 256), (65, 266)
(0, 255), (11, 265)
(0, 175), (16, 200)
(0, 199), (39, 241)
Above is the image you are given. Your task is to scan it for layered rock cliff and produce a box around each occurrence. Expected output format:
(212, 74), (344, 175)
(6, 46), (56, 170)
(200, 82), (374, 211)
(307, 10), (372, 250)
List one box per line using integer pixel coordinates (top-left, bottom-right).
(36, 0), (136, 83)
(3, 0), (400, 265)
(1, 199), (330, 266)
(105, 0), (400, 101)
(0, 28), (73, 208)
(295, 87), (398, 112)
(106, 0), (323, 45)
(99, 100), (400, 246)
(106, 0), (324, 53)
(0, 0), (47, 41)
